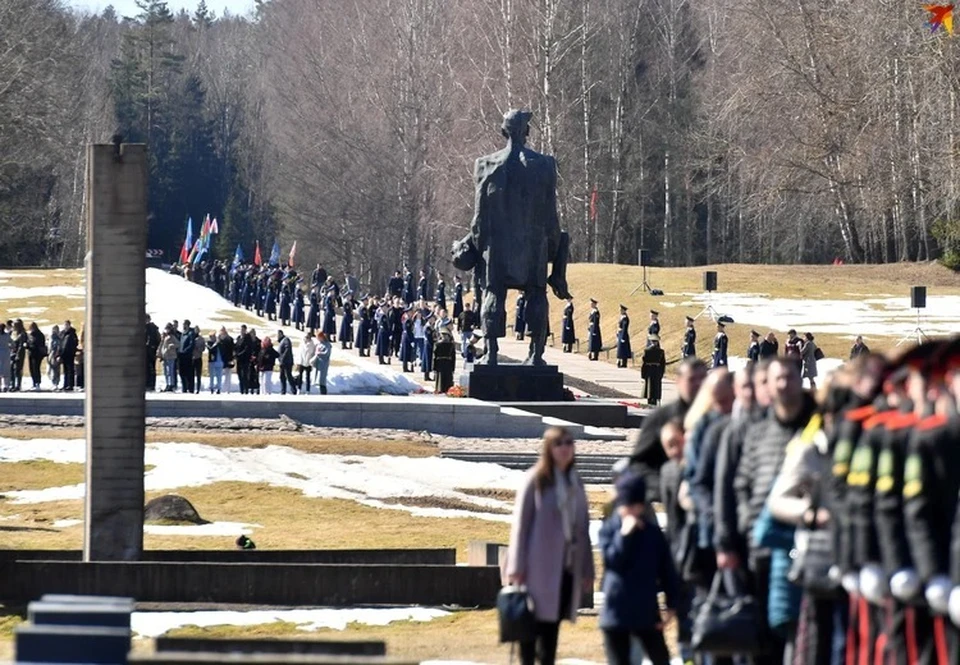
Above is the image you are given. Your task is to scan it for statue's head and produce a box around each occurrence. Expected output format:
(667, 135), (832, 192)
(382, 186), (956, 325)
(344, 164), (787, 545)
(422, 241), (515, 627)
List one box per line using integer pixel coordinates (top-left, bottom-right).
(501, 109), (533, 143)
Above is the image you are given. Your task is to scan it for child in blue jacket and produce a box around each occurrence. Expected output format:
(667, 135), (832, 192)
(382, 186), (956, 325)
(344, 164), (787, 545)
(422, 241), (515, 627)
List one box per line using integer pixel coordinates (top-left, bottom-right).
(599, 472), (680, 665)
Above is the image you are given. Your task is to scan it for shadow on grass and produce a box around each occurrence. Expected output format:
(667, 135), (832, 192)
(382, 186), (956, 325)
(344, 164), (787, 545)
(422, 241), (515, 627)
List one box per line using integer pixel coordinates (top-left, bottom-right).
(0, 525), (60, 534)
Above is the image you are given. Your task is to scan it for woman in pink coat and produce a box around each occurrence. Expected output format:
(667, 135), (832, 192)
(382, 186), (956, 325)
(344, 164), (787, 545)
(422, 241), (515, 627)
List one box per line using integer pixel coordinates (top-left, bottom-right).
(506, 426), (595, 665)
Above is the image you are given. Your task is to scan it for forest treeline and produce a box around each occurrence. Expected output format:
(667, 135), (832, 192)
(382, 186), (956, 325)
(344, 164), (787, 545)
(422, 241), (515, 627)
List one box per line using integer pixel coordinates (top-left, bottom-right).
(3, 0), (960, 285)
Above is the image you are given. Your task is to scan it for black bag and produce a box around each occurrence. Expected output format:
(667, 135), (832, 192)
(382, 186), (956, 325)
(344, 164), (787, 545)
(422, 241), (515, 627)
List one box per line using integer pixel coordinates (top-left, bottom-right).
(497, 585), (536, 643)
(675, 521), (714, 587)
(788, 528), (839, 597)
(692, 572), (765, 656)
(814, 347), (824, 361)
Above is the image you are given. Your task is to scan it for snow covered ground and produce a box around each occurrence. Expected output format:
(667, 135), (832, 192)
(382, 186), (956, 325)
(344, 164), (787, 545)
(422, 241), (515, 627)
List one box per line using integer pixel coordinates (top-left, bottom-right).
(131, 606), (449, 638)
(684, 292), (960, 339)
(0, 437), (523, 522)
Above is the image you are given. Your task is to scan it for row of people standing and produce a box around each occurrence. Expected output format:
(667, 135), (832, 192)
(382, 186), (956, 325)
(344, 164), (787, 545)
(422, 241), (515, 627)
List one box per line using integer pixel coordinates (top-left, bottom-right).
(0, 319), (81, 392)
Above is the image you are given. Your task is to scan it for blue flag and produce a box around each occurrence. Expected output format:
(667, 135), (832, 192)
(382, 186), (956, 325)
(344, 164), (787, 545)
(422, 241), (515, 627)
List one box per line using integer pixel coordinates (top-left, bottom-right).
(185, 217), (194, 249)
(269, 240), (281, 266)
(232, 244), (244, 268)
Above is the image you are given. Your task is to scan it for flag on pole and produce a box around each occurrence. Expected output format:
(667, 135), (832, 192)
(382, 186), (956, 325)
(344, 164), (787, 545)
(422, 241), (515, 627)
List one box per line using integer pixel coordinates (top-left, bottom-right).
(269, 240), (281, 266)
(288, 241), (297, 268)
(232, 244), (244, 268)
(254, 241), (262, 267)
(187, 237), (202, 265)
(185, 217), (194, 249)
(210, 217), (219, 235)
(179, 240), (189, 264)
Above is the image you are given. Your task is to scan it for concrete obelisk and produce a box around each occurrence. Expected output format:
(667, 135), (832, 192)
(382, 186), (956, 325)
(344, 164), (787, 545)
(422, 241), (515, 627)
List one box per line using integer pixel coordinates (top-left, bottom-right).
(82, 142), (148, 561)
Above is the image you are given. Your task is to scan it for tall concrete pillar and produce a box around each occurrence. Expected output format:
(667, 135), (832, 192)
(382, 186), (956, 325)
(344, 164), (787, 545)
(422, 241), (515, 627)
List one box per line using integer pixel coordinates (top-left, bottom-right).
(83, 143), (148, 562)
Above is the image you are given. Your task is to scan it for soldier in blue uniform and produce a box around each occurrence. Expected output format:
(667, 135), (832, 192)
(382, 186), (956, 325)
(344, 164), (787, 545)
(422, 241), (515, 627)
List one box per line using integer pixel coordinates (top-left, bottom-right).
(322, 289), (337, 341)
(355, 300), (370, 356)
(588, 298), (602, 361)
(452, 275), (464, 321)
(279, 283), (292, 326)
(292, 284), (305, 331)
(402, 268), (415, 305)
(417, 270), (428, 302)
(616, 304), (631, 368)
(746, 329), (761, 361)
(338, 299), (354, 350)
(515, 294), (527, 341)
(435, 272), (447, 312)
(422, 316), (435, 381)
(399, 308), (416, 372)
(388, 271), (404, 299)
(307, 289), (320, 331)
(561, 298), (576, 353)
(712, 321), (728, 368)
(376, 302), (392, 364)
(682, 315), (696, 358)
(647, 310), (660, 347)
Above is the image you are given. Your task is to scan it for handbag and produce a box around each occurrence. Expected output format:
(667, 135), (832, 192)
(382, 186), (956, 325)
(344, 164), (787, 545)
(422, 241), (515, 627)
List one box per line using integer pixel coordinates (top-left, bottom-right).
(497, 585), (536, 644)
(675, 521), (713, 587)
(692, 572), (765, 656)
(788, 527), (839, 597)
(814, 347), (825, 361)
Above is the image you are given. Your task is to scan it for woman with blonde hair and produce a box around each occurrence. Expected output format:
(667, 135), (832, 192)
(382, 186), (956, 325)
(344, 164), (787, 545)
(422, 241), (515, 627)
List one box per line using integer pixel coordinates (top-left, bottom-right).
(506, 426), (595, 665)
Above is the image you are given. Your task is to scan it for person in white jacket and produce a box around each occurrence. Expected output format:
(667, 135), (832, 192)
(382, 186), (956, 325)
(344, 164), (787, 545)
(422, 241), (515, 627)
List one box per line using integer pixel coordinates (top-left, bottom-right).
(297, 332), (317, 393)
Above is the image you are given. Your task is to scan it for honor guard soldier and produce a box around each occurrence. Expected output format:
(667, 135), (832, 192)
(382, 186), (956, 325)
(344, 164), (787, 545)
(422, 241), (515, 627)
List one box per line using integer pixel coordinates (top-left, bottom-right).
(682, 315), (696, 358)
(747, 330), (761, 362)
(435, 271), (447, 312)
(515, 293), (527, 341)
(712, 321), (728, 368)
(616, 304), (631, 368)
(561, 298), (576, 353)
(587, 299), (602, 361)
(452, 275), (464, 321)
(647, 310), (660, 347)
(641, 334), (665, 406)
(417, 269), (428, 302)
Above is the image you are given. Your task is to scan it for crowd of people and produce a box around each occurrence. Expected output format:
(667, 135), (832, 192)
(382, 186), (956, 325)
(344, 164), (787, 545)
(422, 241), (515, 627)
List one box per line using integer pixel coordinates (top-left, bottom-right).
(507, 335), (960, 665)
(0, 319), (82, 392)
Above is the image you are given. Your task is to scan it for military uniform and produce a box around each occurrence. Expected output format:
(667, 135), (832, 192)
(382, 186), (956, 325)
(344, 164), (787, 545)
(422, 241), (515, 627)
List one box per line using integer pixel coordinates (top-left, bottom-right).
(616, 308), (631, 368)
(587, 304), (602, 361)
(641, 342), (665, 406)
(682, 323), (696, 358)
(452, 280), (464, 320)
(561, 301), (575, 352)
(712, 327), (728, 368)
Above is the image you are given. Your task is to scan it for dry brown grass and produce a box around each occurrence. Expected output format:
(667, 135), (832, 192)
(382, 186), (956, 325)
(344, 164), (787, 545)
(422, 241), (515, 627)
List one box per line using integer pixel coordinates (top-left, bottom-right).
(162, 610), (608, 663)
(377, 495), (511, 515)
(0, 460), (83, 492)
(0, 479), (509, 560)
(496, 262), (960, 369)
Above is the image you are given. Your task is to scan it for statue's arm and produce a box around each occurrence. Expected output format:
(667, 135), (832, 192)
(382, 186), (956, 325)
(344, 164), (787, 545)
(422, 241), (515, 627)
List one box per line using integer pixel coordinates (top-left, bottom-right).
(545, 157), (561, 259)
(470, 159), (488, 251)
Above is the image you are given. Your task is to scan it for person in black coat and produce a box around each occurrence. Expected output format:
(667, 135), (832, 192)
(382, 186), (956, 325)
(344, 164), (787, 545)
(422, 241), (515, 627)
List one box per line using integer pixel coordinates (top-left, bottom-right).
(422, 322), (435, 380)
(356, 303), (371, 356)
(616, 305), (631, 368)
(235, 325), (252, 394)
(307, 290), (320, 331)
(389, 299), (403, 357)
(376, 304), (392, 364)
(60, 320), (78, 391)
(217, 327), (236, 394)
(514, 294), (527, 341)
(293, 286), (305, 331)
(641, 337), (666, 406)
(25, 322), (46, 390)
(712, 321), (728, 368)
(403, 269), (415, 305)
(339, 301), (354, 350)
(682, 316), (697, 358)
(587, 299), (602, 361)
(177, 320), (196, 393)
(849, 335), (870, 359)
(312, 264), (328, 288)
(759, 332), (779, 359)
(452, 276), (464, 321)
(647, 310), (660, 347)
(388, 270), (404, 299)
(322, 290), (337, 340)
(277, 330), (297, 395)
(417, 270), (428, 302)
(747, 330), (761, 362)
(435, 273), (446, 312)
(562, 299), (576, 353)
(399, 313), (416, 372)
(279, 285), (291, 326)
(145, 314), (161, 391)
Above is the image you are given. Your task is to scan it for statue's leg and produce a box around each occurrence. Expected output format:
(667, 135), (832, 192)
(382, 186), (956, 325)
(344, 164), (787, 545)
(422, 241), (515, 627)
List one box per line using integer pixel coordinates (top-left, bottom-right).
(479, 285), (506, 366)
(522, 287), (548, 366)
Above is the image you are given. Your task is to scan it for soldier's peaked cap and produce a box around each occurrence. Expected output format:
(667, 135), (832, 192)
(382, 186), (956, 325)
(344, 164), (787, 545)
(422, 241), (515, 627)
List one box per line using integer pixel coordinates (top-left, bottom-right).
(650, 309), (659, 315)
(686, 316), (694, 323)
(590, 298), (598, 304)
(620, 304), (628, 310)
(750, 329), (760, 336)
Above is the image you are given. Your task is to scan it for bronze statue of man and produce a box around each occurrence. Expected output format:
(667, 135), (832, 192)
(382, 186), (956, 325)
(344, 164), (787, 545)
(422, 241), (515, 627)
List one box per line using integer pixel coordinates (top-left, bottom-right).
(452, 109), (570, 366)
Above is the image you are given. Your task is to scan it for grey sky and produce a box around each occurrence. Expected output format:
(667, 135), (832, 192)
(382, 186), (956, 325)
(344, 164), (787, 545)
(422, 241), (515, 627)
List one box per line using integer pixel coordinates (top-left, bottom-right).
(67, 0), (255, 20)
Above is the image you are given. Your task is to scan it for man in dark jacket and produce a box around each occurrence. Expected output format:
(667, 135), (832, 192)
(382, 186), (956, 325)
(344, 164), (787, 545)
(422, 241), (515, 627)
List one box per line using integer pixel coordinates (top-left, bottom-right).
(60, 320), (78, 392)
(629, 357), (707, 502)
(388, 270), (404, 299)
(217, 327), (236, 394)
(235, 325), (252, 394)
(178, 320), (196, 394)
(277, 330), (297, 395)
(145, 314), (161, 391)
(733, 357), (816, 664)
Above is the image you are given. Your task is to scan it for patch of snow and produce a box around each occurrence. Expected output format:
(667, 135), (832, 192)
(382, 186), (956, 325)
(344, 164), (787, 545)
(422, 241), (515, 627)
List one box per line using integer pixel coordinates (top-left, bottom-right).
(0, 514), (21, 521)
(143, 521), (259, 536)
(130, 606), (449, 639)
(682, 292), (960, 339)
(9, 307), (46, 315)
(52, 518), (82, 528)
(0, 271), (55, 279)
(0, 285), (84, 299)
(0, 438), (524, 522)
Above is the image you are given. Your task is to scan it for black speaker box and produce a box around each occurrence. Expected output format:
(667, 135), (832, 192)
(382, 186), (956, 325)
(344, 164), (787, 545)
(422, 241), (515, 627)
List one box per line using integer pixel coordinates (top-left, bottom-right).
(638, 249), (649, 267)
(911, 286), (927, 309)
(703, 271), (718, 292)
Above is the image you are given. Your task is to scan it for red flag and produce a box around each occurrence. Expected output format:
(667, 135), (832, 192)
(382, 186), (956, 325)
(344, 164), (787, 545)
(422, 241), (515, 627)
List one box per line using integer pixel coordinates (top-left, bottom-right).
(590, 186), (598, 221)
(288, 241), (297, 268)
(201, 215), (210, 238)
(254, 241), (262, 267)
(179, 241), (189, 264)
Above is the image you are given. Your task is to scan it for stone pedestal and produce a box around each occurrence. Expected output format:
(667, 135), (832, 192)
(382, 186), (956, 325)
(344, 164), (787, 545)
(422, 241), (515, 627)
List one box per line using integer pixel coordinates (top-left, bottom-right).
(459, 364), (564, 402)
(83, 143), (148, 562)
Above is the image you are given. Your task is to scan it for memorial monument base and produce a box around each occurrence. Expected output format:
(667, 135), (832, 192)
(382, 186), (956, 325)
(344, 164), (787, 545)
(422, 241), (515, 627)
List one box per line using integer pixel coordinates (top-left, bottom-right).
(459, 364), (565, 402)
